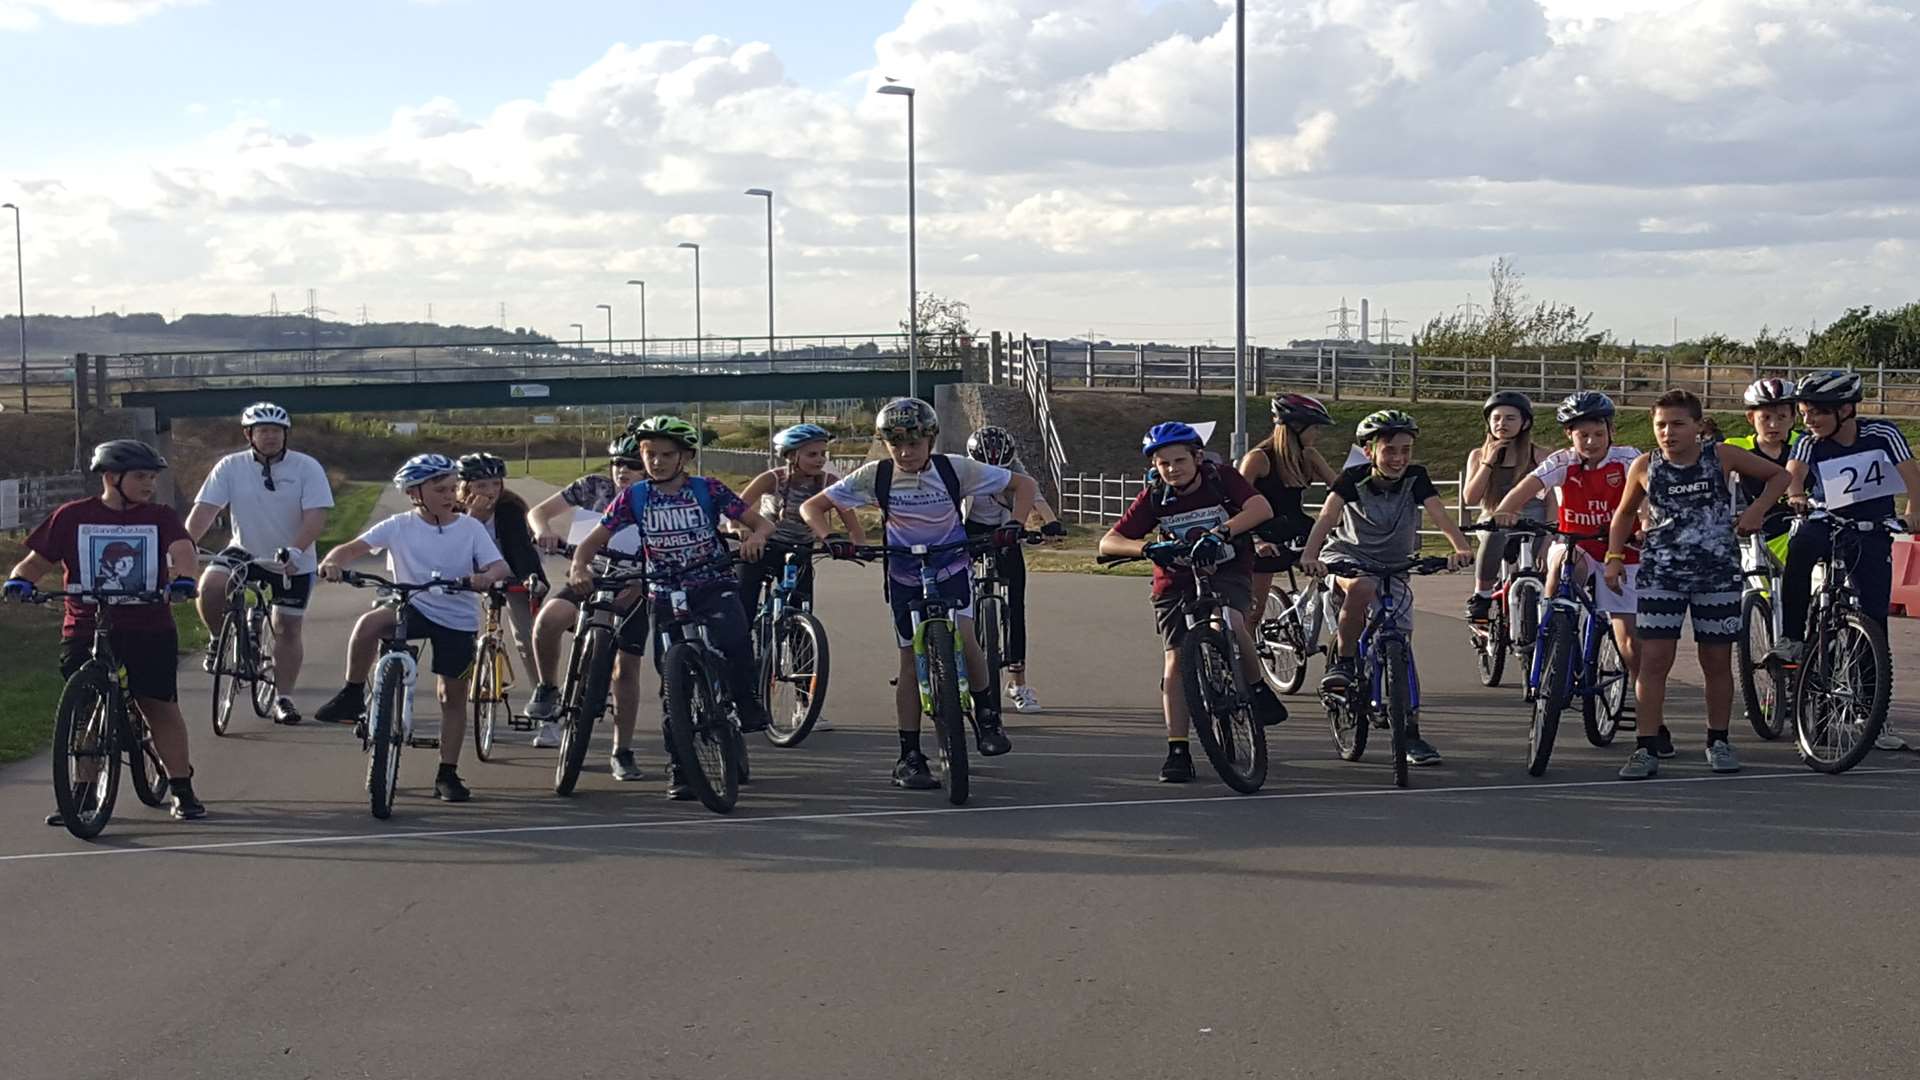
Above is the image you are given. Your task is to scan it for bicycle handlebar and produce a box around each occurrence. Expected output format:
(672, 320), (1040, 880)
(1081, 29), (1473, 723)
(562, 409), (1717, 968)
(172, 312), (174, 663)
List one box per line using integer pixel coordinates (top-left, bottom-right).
(1325, 555), (1454, 579)
(842, 532), (1030, 563)
(338, 571), (481, 594)
(1462, 519), (1604, 543)
(9, 585), (170, 606)
(1797, 509), (1910, 534)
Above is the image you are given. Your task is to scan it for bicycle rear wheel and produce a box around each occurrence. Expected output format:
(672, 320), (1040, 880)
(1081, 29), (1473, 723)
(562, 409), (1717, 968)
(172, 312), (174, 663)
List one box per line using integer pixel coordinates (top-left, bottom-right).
(1179, 621), (1267, 793)
(209, 615), (243, 737)
(1258, 586), (1308, 696)
(1794, 609), (1890, 774)
(471, 639), (502, 762)
(1529, 609), (1575, 776)
(1380, 639), (1412, 789)
(556, 626), (614, 796)
(977, 594), (1005, 696)
(764, 611), (830, 747)
(1475, 604), (1508, 688)
(125, 707), (170, 809)
(662, 643), (739, 814)
(52, 669), (120, 840)
(1737, 591), (1784, 741)
(1583, 628), (1625, 747)
(250, 608), (277, 718)
(367, 661), (404, 819)
(1327, 682), (1367, 761)
(924, 620), (970, 806)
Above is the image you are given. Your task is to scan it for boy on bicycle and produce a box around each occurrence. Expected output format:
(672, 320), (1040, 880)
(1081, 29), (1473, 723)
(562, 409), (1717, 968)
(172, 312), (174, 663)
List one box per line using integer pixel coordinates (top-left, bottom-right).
(315, 454), (510, 803)
(568, 415), (776, 800)
(1771, 369), (1920, 748)
(7, 440), (204, 822)
(963, 424), (1067, 713)
(1302, 410), (1473, 767)
(1102, 421), (1286, 784)
(1723, 378), (1801, 571)
(1606, 390), (1788, 779)
(801, 398), (1035, 791)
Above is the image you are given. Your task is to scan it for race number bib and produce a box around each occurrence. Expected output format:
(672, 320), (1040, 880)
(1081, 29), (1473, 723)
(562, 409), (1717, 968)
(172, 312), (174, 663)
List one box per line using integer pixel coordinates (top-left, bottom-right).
(1816, 450), (1899, 510)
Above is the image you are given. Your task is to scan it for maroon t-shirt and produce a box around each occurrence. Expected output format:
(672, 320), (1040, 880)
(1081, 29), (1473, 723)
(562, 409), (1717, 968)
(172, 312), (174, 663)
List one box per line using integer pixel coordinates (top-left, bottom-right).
(25, 497), (190, 636)
(1112, 464), (1261, 598)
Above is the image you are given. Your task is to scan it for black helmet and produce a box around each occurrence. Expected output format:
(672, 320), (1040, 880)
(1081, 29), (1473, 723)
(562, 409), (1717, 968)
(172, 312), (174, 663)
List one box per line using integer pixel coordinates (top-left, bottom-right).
(1555, 391), (1615, 426)
(1483, 391), (1534, 426)
(966, 426), (1018, 466)
(89, 439), (168, 473)
(1795, 369), (1863, 406)
(457, 452), (508, 481)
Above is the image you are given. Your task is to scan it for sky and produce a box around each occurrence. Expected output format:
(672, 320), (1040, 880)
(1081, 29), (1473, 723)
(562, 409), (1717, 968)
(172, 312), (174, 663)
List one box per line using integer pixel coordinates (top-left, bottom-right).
(2, 0), (1916, 350)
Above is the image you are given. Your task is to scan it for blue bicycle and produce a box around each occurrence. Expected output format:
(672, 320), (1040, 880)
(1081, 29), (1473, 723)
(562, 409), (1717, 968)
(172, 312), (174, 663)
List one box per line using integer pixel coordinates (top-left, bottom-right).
(1481, 520), (1629, 776)
(1321, 555), (1450, 788)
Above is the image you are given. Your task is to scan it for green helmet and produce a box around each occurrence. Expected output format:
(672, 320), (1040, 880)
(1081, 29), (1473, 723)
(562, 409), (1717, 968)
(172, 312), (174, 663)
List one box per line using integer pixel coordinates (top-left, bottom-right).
(628, 414), (700, 451)
(1355, 409), (1418, 443)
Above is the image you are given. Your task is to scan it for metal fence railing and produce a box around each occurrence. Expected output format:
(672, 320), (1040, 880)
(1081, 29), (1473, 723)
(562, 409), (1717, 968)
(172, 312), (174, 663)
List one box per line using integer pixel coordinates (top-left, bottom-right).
(1057, 471), (1470, 539)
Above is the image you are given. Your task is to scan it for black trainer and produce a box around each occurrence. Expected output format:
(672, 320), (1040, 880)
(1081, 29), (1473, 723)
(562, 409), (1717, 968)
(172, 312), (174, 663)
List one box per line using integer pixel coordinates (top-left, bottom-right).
(1465, 593), (1492, 623)
(1320, 656), (1357, 694)
(1251, 684), (1289, 727)
(1159, 748), (1195, 783)
(168, 777), (207, 820)
(975, 710), (1012, 756)
(735, 698), (771, 734)
(315, 684), (366, 725)
(667, 764), (696, 800)
(892, 751), (940, 790)
(433, 767), (471, 803)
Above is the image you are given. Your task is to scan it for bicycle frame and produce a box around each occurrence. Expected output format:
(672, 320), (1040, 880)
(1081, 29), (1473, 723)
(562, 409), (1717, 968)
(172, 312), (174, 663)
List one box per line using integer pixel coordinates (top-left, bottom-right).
(374, 598), (424, 744)
(1526, 537), (1619, 706)
(1741, 533), (1786, 640)
(1353, 573), (1422, 716)
(907, 555), (973, 717)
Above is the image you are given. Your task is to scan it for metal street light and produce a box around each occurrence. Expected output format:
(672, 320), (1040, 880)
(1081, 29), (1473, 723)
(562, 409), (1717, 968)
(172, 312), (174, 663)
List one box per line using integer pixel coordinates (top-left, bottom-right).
(745, 187), (777, 454)
(595, 302), (613, 360)
(676, 242), (702, 364)
(1230, 0), (1248, 459)
(569, 322), (584, 348)
(625, 279), (647, 363)
(2, 202), (25, 414)
(876, 82), (918, 401)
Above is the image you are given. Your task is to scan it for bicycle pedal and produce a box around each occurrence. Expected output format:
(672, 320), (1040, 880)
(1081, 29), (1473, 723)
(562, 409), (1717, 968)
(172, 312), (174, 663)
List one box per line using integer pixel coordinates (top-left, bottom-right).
(407, 736), (440, 750)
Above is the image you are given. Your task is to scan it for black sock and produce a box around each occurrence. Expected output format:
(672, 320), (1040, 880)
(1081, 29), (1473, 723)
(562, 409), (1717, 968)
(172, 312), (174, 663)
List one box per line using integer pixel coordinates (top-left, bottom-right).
(1636, 734), (1658, 751)
(1706, 728), (1728, 746)
(972, 689), (999, 720)
(342, 681), (364, 695)
(898, 730), (921, 757)
(1405, 723), (1421, 740)
(1168, 738), (1190, 755)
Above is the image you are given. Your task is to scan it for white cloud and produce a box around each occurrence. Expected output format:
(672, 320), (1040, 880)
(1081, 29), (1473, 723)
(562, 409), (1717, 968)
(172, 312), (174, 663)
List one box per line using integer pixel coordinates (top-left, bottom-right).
(0, 0), (201, 30)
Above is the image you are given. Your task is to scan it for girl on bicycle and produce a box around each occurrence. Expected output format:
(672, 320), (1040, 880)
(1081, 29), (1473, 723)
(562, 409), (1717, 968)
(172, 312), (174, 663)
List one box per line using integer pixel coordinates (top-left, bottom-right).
(1462, 391), (1550, 624)
(456, 453), (545, 706)
(963, 425), (1067, 713)
(1237, 393), (1339, 627)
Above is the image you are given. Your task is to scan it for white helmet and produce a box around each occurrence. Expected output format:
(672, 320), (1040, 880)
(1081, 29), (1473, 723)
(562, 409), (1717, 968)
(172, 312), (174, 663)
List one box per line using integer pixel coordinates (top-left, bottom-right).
(241, 402), (291, 428)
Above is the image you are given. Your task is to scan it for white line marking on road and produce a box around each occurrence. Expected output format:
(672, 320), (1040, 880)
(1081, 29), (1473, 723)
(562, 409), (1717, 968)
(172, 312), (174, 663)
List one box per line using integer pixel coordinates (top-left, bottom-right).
(3, 766), (1912, 864)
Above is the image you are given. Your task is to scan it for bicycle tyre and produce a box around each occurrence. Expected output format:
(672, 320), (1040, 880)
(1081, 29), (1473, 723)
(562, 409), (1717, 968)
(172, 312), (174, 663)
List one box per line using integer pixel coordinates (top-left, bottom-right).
(367, 660), (404, 819)
(471, 639), (500, 762)
(1381, 638), (1412, 789)
(209, 615), (243, 737)
(1583, 628), (1625, 748)
(1529, 608), (1576, 776)
(1736, 591), (1784, 741)
(662, 643), (739, 814)
(125, 707), (169, 809)
(977, 594), (1005, 696)
(1476, 604), (1507, 688)
(765, 611), (830, 747)
(1328, 681), (1367, 761)
(1258, 586), (1308, 696)
(1794, 609), (1890, 774)
(1179, 621), (1267, 793)
(556, 626), (614, 796)
(250, 608), (277, 718)
(52, 669), (120, 841)
(1513, 582), (1541, 652)
(924, 620), (970, 806)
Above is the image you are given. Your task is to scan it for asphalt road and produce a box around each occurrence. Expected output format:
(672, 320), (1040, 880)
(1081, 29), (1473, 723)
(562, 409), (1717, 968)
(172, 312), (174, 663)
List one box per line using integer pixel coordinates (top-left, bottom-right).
(5, 487), (1920, 1079)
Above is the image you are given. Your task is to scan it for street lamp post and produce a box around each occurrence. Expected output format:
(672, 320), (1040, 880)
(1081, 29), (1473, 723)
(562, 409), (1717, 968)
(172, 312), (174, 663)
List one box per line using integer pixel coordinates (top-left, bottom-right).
(595, 303), (613, 360)
(876, 83), (918, 401)
(677, 242), (704, 469)
(2, 203), (25, 414)
(1230, 0), (1248, 460)
(745, 187), (777, 454)
(625, 279), (647, 363)
(569, 322), (584, 348)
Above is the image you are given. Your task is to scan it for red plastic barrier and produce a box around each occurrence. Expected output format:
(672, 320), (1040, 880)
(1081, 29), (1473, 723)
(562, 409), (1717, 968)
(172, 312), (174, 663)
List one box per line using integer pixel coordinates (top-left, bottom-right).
(1891, 536), (1920, 617)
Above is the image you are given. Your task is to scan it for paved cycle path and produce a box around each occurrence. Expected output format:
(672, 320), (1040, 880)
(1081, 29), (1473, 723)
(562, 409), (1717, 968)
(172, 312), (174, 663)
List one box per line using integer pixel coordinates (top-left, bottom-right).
(4, 497), (1920, 1079)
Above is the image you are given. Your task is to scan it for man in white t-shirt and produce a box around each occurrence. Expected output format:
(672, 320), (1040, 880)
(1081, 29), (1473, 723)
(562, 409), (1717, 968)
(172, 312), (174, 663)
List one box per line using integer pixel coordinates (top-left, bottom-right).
(185, 402), (334, 725)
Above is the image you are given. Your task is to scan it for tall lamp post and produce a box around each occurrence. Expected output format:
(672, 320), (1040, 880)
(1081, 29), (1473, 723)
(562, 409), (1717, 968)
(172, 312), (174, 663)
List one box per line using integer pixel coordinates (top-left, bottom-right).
(2, 202), (25, 414)
(625, 279), (647, 363)
(745, 187), (777, 453)
(677, 242), (704, 468)
(569, 322), (584, 347)
(876, 83), (918, 401)
(595, 303), (613, 359)
(1230, 0), (1248, 460)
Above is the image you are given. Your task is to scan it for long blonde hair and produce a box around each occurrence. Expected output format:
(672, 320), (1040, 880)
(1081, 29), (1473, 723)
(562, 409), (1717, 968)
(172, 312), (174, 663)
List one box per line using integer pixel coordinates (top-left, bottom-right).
(1262, 423), (1313, 488)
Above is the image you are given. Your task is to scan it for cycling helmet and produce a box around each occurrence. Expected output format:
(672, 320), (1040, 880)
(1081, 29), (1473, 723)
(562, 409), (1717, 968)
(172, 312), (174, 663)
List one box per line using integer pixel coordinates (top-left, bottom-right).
(1795, 369), (1863, 406)
(966, 426), (1019, 466)
(607, 434), (643, 461)
(874, 398), (939, 443)
(1271, 392), (1333, 427)
(1141, 421), (1204, 456)
(1742, 377), (1795, 408)
(1355, 409), (1418, 443)
(240, 402), (290, 428)
(392, 453), (458, 492)
(629, 414), (701, 450)
(89, 439), (168, 473)
(1483, 390), (1534, 426)
(457, 452), (508, 481)
(1555, 390), (1616, 425)
(774, 423), (833, 456)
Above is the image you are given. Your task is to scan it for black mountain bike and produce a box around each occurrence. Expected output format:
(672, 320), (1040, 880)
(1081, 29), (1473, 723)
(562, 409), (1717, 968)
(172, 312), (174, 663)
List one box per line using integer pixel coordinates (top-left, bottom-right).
(1790, 511), (1905, 774)
(750, 540), (831, 747)
(656, 553), (755, 815)
(206, 546), (292, 735)
(551, 545), (648, 796)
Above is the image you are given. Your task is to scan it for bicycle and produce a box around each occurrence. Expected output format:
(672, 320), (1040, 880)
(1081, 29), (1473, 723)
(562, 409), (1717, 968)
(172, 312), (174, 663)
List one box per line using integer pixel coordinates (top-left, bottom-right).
(205, 546), (292, 736)
(9, 585), (179, 840)
(1788, 511), (1905, 774)
(1321, 556), (1451, 788)
(1101, 541), (1269, 794)
(550, 544), (647, 796)
(1462, 525), (1544, 692)
(655, 552), (756, 815)
(1490, 520), (1630, 776)
(470, 581), (531, 762)
(336, 571), (478, 819)
(748, 539), (831, 748)
(1255, 558), (1329, 696)
(1734, 532), (1788, 741)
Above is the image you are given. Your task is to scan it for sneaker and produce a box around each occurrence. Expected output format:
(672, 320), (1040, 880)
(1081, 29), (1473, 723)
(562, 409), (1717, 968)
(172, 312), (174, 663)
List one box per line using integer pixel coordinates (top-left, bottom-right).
(1654, 726), (1676, 759)
(976, 710), (1013, 756)
(1405, 737), (1442, 766)
(1159, 748), (1195, 783)
(735, 699), (771, 734)
(812, 715), (834, 732)
(1618, 747), (1659, 780)
(525, 683), (561, 721)
(1320, 656), (1357, 694)
(45, 810), (64, 827)
(1465, 593), (1492, 624)
(314, 685), (365, 725)
(1007, 684), (1041, 713)
(530, 720), (561, 749)
(610, 749), (645, 782)
(667, 764), (696, 800)
(167, 778), (207, 820)
(1763, 640), (1805, 667)
(434, 768), (471, 802)
(1705, 740), (1740, 773)
(272, 697), (302, 725)
(1875, 725), (1909, 752)
(1251, 684), (1289, 727)
(892, 751), (941, 790)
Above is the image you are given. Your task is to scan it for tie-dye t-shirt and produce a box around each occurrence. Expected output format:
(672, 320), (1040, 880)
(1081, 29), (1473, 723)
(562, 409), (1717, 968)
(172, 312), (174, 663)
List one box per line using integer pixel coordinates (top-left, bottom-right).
(599, 478), (748, 597)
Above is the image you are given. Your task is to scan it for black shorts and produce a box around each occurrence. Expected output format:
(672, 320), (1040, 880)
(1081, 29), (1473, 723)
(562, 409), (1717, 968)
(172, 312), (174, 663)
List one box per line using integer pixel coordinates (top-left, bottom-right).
(398, 609), (480, 679)
(1150, 573), (1254, 650)
(214, 547), (314, 613)
(549, 584), (650, 656)
(62, 626), (180, 703)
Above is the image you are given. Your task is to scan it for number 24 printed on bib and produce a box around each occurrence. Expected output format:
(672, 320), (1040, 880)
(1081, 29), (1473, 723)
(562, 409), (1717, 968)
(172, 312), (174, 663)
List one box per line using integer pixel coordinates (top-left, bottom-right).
(1817, 450), (1900, 510)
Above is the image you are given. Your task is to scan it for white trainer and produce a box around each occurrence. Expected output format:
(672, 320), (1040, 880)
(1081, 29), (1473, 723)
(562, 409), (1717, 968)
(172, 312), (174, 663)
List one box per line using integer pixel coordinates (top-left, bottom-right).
(1007, 684), (1041, 713)
(531, 721), (562, 749)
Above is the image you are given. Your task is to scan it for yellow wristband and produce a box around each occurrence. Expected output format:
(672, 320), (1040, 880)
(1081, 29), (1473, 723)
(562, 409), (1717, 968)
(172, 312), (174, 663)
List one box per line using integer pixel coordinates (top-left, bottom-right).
(1603, 551), (1626, 564)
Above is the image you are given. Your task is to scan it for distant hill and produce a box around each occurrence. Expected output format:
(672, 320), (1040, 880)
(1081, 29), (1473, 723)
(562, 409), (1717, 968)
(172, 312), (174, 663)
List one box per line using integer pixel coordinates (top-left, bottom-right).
(0, 312), (555, 361)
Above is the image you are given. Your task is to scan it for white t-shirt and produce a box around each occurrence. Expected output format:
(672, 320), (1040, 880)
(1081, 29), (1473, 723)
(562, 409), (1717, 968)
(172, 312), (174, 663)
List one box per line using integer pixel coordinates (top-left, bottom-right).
(356, 511), (504, 632)
(826, 454), (1012, 584)
(194, 450), (334, 574)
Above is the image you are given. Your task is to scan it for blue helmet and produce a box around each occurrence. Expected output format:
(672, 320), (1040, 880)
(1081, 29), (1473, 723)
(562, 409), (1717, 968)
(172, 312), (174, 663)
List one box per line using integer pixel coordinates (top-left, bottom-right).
(393, 453), (458, 492)
(773, 423), (833, 456)
(1141, 421), (1203, 456)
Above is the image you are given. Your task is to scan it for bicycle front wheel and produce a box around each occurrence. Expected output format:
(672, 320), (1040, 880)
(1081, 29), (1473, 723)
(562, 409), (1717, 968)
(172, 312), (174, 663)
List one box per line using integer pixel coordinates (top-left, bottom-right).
(662, 643), (739, 814)
(1476, 603), (1507, 688)
(125, 707), (170, 809)
(249, 608), (278, 717)
(52, 669), (120, 840)
(1180, 621), (1267, 793)
(1380, 638), (1412, 789)
(367, 661), (404, 819)
(1583, 628), (1625, 747)
(977, 594), (1005, 695)
(1258, 586), (1308, 696)
(765, 611), (830, 747)
(923, 620), (970, 806)
(1737, 591), (1784, 741)
(556, 626), (614, 796)
(1529, 608), (1576, 776)
(471, 639), (501, 762)
(209, 614), (243, 737)
(1794, 609), (1890, 774)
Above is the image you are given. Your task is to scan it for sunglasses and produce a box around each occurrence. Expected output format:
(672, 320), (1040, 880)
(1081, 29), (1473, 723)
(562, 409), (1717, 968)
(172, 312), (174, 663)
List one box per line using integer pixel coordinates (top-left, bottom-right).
(260, 460), (276, 492)
(612, 458), (645, 470)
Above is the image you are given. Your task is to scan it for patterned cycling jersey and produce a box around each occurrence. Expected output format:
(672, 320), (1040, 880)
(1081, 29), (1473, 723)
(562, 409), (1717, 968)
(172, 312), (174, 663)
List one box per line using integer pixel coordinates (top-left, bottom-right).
(1530, 446), (1641, 563)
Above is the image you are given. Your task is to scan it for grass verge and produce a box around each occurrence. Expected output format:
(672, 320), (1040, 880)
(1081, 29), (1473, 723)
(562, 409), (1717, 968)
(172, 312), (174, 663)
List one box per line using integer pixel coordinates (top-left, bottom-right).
(317, 481), (382, 557)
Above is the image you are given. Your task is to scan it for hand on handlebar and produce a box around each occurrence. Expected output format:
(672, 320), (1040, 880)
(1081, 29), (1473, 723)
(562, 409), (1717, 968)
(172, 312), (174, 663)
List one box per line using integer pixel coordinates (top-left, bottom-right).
(3, 577), (33, 602)
(1145, 540), (1186, 569)
(1447, 550), (1473, 571)
(317, 559), (346, 583)
(168, 576), (199, 602)
(1040, 521), (1067, 544)
(566, 561), (594, 594)
(1491, 511), (1519, 529)
(739, 532), (768, 563)
(826, 538), (861, 562)
(535, 531), (565, 554)
(992, 524), (1024, 550)
(1787, 493), (1811, 515)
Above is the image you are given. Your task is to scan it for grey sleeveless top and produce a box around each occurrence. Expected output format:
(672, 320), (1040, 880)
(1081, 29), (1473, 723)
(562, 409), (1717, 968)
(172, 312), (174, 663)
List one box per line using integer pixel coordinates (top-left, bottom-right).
(762, 468), (827, 543)
(1640, 444), (1739, 591)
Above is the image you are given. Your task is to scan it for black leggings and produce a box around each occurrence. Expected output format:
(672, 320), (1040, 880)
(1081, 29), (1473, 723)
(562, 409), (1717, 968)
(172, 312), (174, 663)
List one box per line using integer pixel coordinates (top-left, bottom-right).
(1782, 518), (1892, 642)
(965, 523), (1027, 668)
